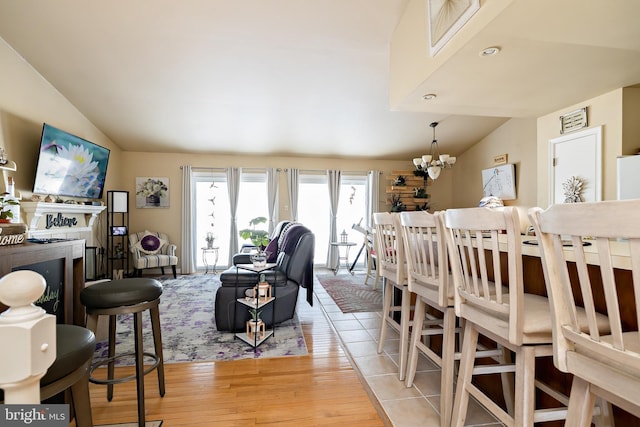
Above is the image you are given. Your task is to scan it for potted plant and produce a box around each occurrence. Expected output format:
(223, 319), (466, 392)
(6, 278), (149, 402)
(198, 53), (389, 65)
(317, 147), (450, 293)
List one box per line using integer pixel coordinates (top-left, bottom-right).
(240, 216), (270, 267)
(205, 232), (215, 249)
(246, 308), (265, 340)
(413, 187), (429, 199)
(248, 308), (262, 323)
(239, 216), (269, 249)
(416, 202), (430, 212)
(389, 194), (405, 212)
(393, 175), (406, 186)
(0, 194), (19, 223)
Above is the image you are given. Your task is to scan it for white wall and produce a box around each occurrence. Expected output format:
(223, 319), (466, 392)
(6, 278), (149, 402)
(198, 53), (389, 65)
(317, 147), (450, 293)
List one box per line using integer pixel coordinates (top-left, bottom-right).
(451, 118), (537, 209)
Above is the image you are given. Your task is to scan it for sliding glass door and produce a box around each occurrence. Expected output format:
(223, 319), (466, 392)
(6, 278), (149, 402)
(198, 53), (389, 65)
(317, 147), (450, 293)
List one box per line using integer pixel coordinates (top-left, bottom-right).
(298, 172), (368, 267)
(192, 169), (268, 271)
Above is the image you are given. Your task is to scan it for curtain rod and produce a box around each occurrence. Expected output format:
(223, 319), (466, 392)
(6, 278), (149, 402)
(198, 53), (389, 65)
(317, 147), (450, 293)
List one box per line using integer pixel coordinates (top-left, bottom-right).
(183, 166), (227, 172)
(182, 166), (376, 175)
(299, 169), (371, 175)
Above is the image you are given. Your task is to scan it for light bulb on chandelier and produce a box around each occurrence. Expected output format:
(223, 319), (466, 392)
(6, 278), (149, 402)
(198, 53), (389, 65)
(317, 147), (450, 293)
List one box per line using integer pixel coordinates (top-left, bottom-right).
(412, 122), (456, 180)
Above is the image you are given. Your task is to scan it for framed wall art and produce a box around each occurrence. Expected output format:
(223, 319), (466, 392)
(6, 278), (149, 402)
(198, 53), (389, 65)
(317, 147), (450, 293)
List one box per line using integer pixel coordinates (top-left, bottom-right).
(428, 0), (480, 56)
(136, 177), (169, 208)
(482, 163), (516, 200)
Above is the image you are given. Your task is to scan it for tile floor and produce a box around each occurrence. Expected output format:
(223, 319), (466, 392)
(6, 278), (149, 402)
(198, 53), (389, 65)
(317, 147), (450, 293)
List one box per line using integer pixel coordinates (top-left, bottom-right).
(313, 273), (503, 427)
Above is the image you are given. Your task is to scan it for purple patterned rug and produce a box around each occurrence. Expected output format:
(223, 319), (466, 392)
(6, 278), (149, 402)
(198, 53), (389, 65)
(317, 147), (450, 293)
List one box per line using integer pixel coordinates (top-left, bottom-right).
(316, 273), (382, 313)
(93, 275), (308, 364)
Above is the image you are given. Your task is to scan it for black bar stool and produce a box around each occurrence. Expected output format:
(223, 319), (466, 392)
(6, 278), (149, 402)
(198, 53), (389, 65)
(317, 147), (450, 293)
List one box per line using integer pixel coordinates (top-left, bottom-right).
(80, 278), (165, 426)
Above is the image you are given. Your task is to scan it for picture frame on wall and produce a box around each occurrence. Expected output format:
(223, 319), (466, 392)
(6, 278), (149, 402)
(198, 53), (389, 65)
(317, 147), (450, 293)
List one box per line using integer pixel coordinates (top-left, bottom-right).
(135, 177), (169, 208)
(428, 0), (480, 56)
(482, 163), (516, 200)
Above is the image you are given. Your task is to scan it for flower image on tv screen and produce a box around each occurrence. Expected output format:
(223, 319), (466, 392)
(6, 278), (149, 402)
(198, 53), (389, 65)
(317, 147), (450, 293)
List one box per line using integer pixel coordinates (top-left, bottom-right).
(33, 123), (111, 199)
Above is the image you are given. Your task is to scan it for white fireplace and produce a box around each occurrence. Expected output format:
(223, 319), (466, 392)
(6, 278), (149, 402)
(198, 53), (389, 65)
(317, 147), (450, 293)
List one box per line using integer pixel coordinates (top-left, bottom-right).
(21, 202), (106, 246)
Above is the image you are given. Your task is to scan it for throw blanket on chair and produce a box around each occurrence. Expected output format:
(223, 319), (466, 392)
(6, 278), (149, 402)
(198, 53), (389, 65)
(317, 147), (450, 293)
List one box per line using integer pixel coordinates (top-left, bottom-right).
(279, 223), (314, 305)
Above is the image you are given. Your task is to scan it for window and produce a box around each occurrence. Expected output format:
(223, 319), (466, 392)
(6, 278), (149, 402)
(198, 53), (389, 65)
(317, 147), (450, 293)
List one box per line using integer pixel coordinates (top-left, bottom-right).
(192, 169), (268, 270)
(298, 172), (368, 267)
(236, 171), (269, 248)
(194, 171), (229, 268)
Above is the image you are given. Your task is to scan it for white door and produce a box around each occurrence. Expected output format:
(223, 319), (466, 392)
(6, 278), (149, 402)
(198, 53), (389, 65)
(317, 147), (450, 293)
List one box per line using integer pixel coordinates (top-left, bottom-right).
(549, 126), (602, 205)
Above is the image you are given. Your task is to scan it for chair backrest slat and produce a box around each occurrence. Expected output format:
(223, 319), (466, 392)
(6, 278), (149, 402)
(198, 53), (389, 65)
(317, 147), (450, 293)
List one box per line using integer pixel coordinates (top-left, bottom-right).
(569, 234), (599, 341)
(400, 211), (449, 307)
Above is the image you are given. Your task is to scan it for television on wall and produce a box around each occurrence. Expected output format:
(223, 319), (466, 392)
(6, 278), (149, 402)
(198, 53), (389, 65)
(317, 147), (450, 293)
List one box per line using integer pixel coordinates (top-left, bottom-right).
(32, 123), (110, 199)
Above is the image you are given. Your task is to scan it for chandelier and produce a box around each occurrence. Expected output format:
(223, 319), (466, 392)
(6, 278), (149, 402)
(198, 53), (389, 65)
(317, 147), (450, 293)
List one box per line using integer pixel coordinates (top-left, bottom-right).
(412, 122), (456, 180)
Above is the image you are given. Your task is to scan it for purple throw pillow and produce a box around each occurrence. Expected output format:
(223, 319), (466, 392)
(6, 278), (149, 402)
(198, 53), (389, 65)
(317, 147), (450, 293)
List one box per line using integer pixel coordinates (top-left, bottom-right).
(141, 234), (161, 253)
(265, 238), (278, 262)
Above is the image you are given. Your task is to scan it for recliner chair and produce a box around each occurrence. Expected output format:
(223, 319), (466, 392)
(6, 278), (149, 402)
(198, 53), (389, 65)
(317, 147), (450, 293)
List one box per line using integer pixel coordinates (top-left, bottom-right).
(216, 223), (314, 331)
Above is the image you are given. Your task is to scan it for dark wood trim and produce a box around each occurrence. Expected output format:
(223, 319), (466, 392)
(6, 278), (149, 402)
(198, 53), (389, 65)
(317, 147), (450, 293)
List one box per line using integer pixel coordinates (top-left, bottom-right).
(0, 240), (85, 325)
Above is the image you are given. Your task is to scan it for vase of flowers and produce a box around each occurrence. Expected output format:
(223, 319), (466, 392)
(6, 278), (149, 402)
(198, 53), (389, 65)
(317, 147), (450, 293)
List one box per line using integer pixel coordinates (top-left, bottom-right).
(205, 232), (215, 249)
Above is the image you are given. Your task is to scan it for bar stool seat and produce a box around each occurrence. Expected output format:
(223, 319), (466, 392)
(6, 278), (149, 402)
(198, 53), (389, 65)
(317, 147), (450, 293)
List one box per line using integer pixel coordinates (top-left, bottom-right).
(80, 278), (165, 427)
(81, 278), (162, 308)
(1, 324), (96, 427)
(42, 325), (96, 386)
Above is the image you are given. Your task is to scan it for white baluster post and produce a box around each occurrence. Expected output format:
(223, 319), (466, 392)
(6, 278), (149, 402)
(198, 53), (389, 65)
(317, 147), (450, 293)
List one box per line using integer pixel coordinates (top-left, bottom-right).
(0, 270), (56, 403)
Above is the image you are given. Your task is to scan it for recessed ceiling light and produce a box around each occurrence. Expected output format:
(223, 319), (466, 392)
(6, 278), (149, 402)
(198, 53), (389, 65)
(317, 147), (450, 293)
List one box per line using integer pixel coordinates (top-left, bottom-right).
(422, 93), (437, 100)
(480, 46), (501, 57)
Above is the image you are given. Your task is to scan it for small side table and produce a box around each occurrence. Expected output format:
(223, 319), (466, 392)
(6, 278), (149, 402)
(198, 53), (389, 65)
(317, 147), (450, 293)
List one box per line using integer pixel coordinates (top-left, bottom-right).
(202, 247), (219, 274)
(330, 241), (356, 275)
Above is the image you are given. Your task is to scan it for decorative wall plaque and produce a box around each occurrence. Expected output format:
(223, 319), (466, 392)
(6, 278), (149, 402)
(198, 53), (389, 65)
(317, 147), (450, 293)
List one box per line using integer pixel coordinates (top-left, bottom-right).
(493, 153), (508, 165)
(560, 107), (588, 134)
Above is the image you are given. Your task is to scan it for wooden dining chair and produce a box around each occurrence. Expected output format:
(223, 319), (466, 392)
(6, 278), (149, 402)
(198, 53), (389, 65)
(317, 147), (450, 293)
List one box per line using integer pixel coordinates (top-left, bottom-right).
(373, 212), (411, 381)
(442, 206), (612, 427)
(399, 210), (458, 426)
(401, 210), (514, 426)
(530, 200), (639, 426)
(364, 226), (380, 289)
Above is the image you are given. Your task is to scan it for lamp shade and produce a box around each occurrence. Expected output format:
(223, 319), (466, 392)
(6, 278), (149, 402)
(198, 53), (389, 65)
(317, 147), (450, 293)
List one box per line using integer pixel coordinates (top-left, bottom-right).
(110, 191), (128, 213)
(427, 166), (441, 180)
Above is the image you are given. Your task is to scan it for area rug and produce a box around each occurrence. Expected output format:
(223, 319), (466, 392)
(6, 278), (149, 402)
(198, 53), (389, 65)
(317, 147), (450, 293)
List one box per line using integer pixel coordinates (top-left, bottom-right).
(97, 422), (162, 427)
(316, 273), (382, 313)
(93, 275), (308, 364)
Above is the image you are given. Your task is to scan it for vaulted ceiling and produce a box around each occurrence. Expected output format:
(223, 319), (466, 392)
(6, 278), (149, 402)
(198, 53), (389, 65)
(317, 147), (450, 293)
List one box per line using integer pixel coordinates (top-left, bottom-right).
(0, 0), (638, 160)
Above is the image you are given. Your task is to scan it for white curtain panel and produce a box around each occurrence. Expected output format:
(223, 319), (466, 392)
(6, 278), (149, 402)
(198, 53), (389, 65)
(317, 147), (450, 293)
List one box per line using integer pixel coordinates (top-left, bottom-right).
(287, 168), (299, 222)
(266, 167), (279, 234)
(180, 165), (194, 274)
(226, 167), (241, 266)
(327, 169), (341, 269)
(367, 170), (381, 229)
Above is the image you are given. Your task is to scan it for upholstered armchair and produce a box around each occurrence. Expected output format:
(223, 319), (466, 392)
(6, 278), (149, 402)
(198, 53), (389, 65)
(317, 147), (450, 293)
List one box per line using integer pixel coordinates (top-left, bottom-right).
(129, 230), (178, 278)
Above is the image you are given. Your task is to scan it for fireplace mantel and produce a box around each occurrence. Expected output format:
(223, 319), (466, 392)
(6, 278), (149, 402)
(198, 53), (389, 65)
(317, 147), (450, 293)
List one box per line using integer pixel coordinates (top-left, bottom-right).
(21, 202), (106, 243)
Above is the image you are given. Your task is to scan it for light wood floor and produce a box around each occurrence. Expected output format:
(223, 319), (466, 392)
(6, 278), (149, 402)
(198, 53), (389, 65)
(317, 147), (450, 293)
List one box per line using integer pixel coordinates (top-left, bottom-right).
(87, 288), (388, 427)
